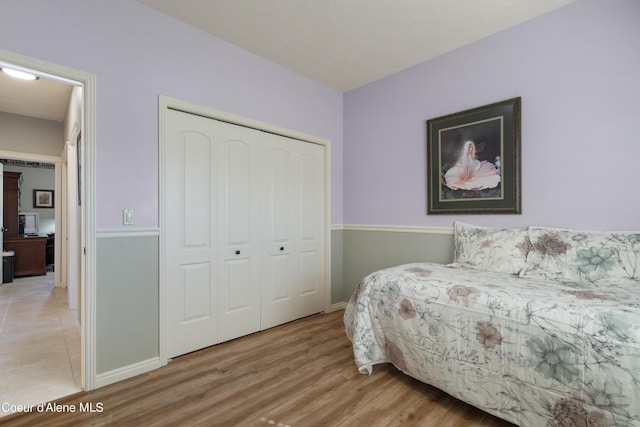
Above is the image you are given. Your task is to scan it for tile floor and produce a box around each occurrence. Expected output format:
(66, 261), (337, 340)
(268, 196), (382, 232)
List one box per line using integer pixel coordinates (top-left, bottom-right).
(0, 273), (82, 417)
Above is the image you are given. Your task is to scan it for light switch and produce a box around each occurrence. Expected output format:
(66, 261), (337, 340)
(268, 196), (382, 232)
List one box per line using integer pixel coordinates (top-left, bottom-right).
(123, 209), (135, 225)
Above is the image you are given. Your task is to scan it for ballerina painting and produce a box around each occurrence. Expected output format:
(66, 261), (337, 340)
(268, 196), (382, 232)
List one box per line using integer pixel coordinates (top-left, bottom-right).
(444, 140), (500, 191)
(427, 97), (521, 214)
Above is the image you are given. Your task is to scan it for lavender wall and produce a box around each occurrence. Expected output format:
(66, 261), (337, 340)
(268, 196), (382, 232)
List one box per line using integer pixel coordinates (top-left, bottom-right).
(0, 0), (343, 227)
(344, 0), (640, 230)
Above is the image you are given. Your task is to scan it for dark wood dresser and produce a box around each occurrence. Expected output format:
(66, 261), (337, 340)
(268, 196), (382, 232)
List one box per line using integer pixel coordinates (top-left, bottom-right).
(4, 236), (47, 277)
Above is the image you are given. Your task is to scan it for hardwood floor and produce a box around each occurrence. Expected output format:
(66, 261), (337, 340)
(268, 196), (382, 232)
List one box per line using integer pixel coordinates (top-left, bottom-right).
(1, 310), (515, 427)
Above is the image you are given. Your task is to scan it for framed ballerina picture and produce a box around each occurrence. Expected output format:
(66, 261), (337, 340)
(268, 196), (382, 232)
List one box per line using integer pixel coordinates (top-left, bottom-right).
(426, 97), (521, 214)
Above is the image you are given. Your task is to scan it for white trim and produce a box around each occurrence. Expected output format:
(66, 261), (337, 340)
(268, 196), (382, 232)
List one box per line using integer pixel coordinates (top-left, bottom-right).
(326, 302), (347, 312)
(158, 96), (332, 366)
(0, 151), (61, 164)
(334, 224), (454, 234)
(94, 357), (162, 389)
(322, 140), (332, 316)
(160, 96), (330, 147)
(0, 49), (97, 392)
(158, 98), (168, 367)
(0, 58), (81, 87)
(96, 227), (160, 239)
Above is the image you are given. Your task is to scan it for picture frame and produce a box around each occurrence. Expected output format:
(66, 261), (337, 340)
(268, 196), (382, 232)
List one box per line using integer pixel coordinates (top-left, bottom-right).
(33, 189), (54, 208)
(426, 97), (521, 214)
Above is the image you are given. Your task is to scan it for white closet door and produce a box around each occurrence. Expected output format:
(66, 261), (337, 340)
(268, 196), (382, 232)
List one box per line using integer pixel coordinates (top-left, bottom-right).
(165, 107), (325, 357)
(217, 125), (262, 342)
(261, 133), (324, 329)
(165, 109), (219, 358)
(295, 141), (325, 318)
(166, 110), (262, 355)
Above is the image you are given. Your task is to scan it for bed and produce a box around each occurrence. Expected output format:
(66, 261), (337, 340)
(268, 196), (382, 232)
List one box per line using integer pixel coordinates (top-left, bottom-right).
(344, 222), (640, 426)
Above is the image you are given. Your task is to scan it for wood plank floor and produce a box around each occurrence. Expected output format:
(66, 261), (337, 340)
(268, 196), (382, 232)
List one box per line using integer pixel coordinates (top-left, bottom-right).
(1, 310), (515, 427)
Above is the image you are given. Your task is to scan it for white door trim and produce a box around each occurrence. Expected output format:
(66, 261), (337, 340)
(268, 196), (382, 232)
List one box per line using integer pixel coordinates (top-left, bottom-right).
(159, 95), (332, 365)
(0, 49), (97, 390)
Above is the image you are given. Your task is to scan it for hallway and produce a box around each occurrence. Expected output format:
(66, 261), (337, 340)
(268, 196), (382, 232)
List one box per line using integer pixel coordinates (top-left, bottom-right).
(0, 272), (81, 416)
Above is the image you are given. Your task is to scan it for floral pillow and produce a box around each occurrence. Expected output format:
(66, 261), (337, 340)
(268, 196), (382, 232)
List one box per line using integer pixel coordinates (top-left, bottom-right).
(453, 222), (532, 275)
(524, 226), (640, 285)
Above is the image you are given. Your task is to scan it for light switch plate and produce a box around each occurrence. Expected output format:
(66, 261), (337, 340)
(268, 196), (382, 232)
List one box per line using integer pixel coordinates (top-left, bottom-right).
(123, 209), (135, 225)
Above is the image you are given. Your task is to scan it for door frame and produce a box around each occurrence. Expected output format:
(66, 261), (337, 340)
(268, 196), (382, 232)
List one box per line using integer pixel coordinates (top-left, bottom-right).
(0, 49), (97, 390)
(158, 95), (332, 365)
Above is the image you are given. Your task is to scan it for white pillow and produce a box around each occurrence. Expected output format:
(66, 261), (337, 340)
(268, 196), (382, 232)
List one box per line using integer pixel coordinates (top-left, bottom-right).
(453, 222), (532, 275)
(525, 226), (640, 285)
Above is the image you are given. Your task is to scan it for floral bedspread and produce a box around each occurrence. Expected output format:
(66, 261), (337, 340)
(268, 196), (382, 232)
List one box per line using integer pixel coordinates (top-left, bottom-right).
(344, 262), (640, 426)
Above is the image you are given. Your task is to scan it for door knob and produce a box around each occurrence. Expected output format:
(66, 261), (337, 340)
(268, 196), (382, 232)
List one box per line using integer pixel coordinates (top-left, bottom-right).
(280, 246), (284, 251)
(235, 250), (241, 255)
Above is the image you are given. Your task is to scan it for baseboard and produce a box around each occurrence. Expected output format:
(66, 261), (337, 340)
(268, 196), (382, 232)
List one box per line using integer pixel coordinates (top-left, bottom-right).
(326, 302), (347, 312)
(94, 357), (162, 389)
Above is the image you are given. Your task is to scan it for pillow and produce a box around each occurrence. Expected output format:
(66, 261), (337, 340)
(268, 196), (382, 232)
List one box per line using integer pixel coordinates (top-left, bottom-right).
(453, 222), (532, 275)
(524, 226), (640, 285)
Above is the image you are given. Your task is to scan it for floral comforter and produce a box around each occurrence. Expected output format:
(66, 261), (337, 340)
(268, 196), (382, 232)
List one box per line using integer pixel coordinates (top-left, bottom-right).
(344, 262), (640, 426)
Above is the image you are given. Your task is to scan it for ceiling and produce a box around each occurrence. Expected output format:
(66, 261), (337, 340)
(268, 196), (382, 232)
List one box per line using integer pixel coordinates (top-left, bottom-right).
(0, 68), (73, 122)
(0, 0), (575, 122)
(138, 0), (576, 92)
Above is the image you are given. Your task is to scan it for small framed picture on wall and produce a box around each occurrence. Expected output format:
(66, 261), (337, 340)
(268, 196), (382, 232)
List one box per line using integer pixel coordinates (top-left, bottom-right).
(33, 189), (54, 208)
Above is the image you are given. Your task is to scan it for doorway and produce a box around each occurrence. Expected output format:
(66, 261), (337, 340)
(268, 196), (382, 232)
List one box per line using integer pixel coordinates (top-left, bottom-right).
(0, 121), (81, 417)
(0, 49), (97, 405)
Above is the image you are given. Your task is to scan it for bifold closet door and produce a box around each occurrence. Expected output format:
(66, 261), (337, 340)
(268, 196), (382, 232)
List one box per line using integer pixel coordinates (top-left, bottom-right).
(165, 108), (325, 358)
(165, 109), (219, 358)
(216, 122), (262, 343)
(261, 133), (325, 329)
(165, 109), (261, 357)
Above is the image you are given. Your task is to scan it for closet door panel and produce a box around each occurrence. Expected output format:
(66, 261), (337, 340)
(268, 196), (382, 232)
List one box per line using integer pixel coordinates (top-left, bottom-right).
(183, 138), (212, 247)
(224, 142), (252, 245)
(224, 260), (252, 307)
(261, 144), (297, 329)
(270, 254), (291, 301)
(269, 149), (290, 242)
(218, 133), (262, 342)
(182, 263), (213, 321)
(262, 134), (324, 328)
(298, 153), (321, 243)
(294, 145), (325, 317)
(165, 111), (219, 358)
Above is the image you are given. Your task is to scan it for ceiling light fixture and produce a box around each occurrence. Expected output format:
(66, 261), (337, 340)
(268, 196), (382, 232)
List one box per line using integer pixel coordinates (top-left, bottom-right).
(1, 67), (40, 81)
